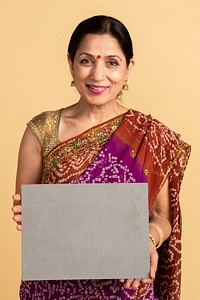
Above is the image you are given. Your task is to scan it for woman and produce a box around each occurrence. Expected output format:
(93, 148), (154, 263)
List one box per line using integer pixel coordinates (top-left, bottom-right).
(12, 15), (191, 300)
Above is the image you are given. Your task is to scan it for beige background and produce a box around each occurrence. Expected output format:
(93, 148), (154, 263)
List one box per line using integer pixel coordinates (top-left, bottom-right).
(1, 1), (199, 299)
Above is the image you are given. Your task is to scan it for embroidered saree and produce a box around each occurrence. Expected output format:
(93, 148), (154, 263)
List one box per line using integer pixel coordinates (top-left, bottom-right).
(20, 109), (191, 300)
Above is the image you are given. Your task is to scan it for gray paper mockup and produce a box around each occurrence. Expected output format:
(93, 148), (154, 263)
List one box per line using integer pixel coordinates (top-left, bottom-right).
(22, 183), (149, 280)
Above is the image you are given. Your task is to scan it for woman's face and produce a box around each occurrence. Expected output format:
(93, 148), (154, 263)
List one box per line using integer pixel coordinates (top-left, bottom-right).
(69, 34), (133, 107)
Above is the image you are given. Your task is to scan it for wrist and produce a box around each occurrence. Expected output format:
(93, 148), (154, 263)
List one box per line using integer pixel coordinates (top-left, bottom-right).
(149, 233), (156, 248)
(149, 222), (164, 249)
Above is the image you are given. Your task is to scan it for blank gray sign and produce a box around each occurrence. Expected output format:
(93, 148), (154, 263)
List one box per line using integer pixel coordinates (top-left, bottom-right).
(21, 183), (150, 280)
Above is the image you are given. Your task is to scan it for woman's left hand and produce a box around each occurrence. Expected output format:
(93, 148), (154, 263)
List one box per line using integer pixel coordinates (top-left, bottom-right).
(119, 239), (158, 289)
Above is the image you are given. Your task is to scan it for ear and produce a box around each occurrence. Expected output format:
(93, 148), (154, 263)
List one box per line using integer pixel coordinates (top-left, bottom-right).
(68, 55), (74, 77)
(126, 58), (135, 76)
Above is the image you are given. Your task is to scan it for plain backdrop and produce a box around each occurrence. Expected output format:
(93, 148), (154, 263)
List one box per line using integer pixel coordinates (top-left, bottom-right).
(1, 1), (199, 299)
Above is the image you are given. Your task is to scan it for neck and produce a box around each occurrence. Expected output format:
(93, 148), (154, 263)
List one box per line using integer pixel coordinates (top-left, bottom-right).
(74, 99), (128, 125)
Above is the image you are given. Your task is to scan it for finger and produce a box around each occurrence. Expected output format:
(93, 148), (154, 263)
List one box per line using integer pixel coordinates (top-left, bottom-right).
(16, 224), (22, 231)
(13, 214), (22, 223)
(119, 279), (125, 283)
(12, 205), (22, 213)
(141, 277), (153, 284)
(130, 279), (141, 289)
(12, 194), (21, 209)
(12, 194), (21, 201)
(124, 279), (134, 289)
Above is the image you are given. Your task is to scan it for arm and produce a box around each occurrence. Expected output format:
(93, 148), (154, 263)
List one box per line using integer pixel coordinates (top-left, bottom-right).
(147, 178), (172, 281)
(12, 126), (43, 230)
(121, 178), (171, 289)
(149, 178), (172, 246)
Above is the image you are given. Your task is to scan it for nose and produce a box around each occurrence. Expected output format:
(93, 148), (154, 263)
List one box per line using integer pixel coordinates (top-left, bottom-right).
(90, 61), (105, 81)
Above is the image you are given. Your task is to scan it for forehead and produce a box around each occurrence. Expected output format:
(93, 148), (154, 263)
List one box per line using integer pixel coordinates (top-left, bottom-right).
(76, 34), (124, 57)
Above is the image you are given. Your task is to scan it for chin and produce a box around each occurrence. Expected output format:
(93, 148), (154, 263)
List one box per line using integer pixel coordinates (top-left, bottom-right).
(82, 93), (117, 106)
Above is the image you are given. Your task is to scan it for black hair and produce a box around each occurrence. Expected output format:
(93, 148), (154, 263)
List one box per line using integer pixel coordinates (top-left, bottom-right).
(68, 15), (134, 66)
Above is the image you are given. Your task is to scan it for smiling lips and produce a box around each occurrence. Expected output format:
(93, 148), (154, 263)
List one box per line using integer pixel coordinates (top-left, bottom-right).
(86, 84), (109, 95)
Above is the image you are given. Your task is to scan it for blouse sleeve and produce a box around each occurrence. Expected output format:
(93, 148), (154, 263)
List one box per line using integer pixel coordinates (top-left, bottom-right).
(27, 111), (48, 145)
(27, 109), (62, 157)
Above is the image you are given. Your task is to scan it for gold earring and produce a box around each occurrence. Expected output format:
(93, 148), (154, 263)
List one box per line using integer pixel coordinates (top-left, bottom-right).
(71, 80), (75, 87)
(122, 80), (129, 91)
(116, 90), (123, 100)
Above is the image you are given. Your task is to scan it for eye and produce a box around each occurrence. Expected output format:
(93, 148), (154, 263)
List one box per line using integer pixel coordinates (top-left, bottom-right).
(107, 60), (120, 67)
(79, 58), (93, 65)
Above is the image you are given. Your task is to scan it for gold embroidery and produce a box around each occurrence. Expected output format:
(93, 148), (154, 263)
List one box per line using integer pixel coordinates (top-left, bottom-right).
(130, 149), (136, 157)
(27, 109), (62, 157)
(43, 115), (125, 170)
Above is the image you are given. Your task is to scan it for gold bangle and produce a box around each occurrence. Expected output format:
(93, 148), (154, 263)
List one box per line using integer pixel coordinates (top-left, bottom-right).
(149, 223), (164, 249)
(149, 234), (156, 248)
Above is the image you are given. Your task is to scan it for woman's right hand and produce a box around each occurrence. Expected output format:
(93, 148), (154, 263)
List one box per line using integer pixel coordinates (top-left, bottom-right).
(12, 193), (22, 231)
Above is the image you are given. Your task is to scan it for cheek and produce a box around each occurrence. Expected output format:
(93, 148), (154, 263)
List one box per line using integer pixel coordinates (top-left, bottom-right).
(110, 72), (126, 84)
(109, 66), (128, 82)
(74, 67), (90, 81)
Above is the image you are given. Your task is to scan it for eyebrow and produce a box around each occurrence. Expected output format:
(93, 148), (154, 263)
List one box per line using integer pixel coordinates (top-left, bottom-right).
(78, 52), (122, 62)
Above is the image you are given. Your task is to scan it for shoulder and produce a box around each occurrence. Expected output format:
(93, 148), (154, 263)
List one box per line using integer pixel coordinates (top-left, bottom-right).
(27, 109), (62, 130)
(128, 109), (191, 179)
(149, 116), (181, 146)
(132, 109), (191, 165)
(27, 109), (62, 136)
(127, 108), (190, 162)
(27, 108), (63, 156)
(128, 108), (180, 142)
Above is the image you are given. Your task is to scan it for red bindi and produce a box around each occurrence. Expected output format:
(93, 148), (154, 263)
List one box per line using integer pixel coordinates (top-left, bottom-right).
(97, 55), (101, 59)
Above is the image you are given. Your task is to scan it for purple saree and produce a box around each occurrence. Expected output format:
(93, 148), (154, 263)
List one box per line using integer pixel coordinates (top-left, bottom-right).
(20, 109), (190, 300)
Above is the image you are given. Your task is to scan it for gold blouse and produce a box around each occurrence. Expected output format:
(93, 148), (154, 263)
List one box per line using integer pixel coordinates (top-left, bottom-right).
(27, 109), (62, 157)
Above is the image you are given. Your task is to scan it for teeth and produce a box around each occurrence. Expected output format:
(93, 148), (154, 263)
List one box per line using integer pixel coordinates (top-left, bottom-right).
(88, 85), (105, 90)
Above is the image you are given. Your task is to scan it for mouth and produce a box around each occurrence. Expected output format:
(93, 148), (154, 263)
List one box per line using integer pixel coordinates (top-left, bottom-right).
(86, 84), (109, 95)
